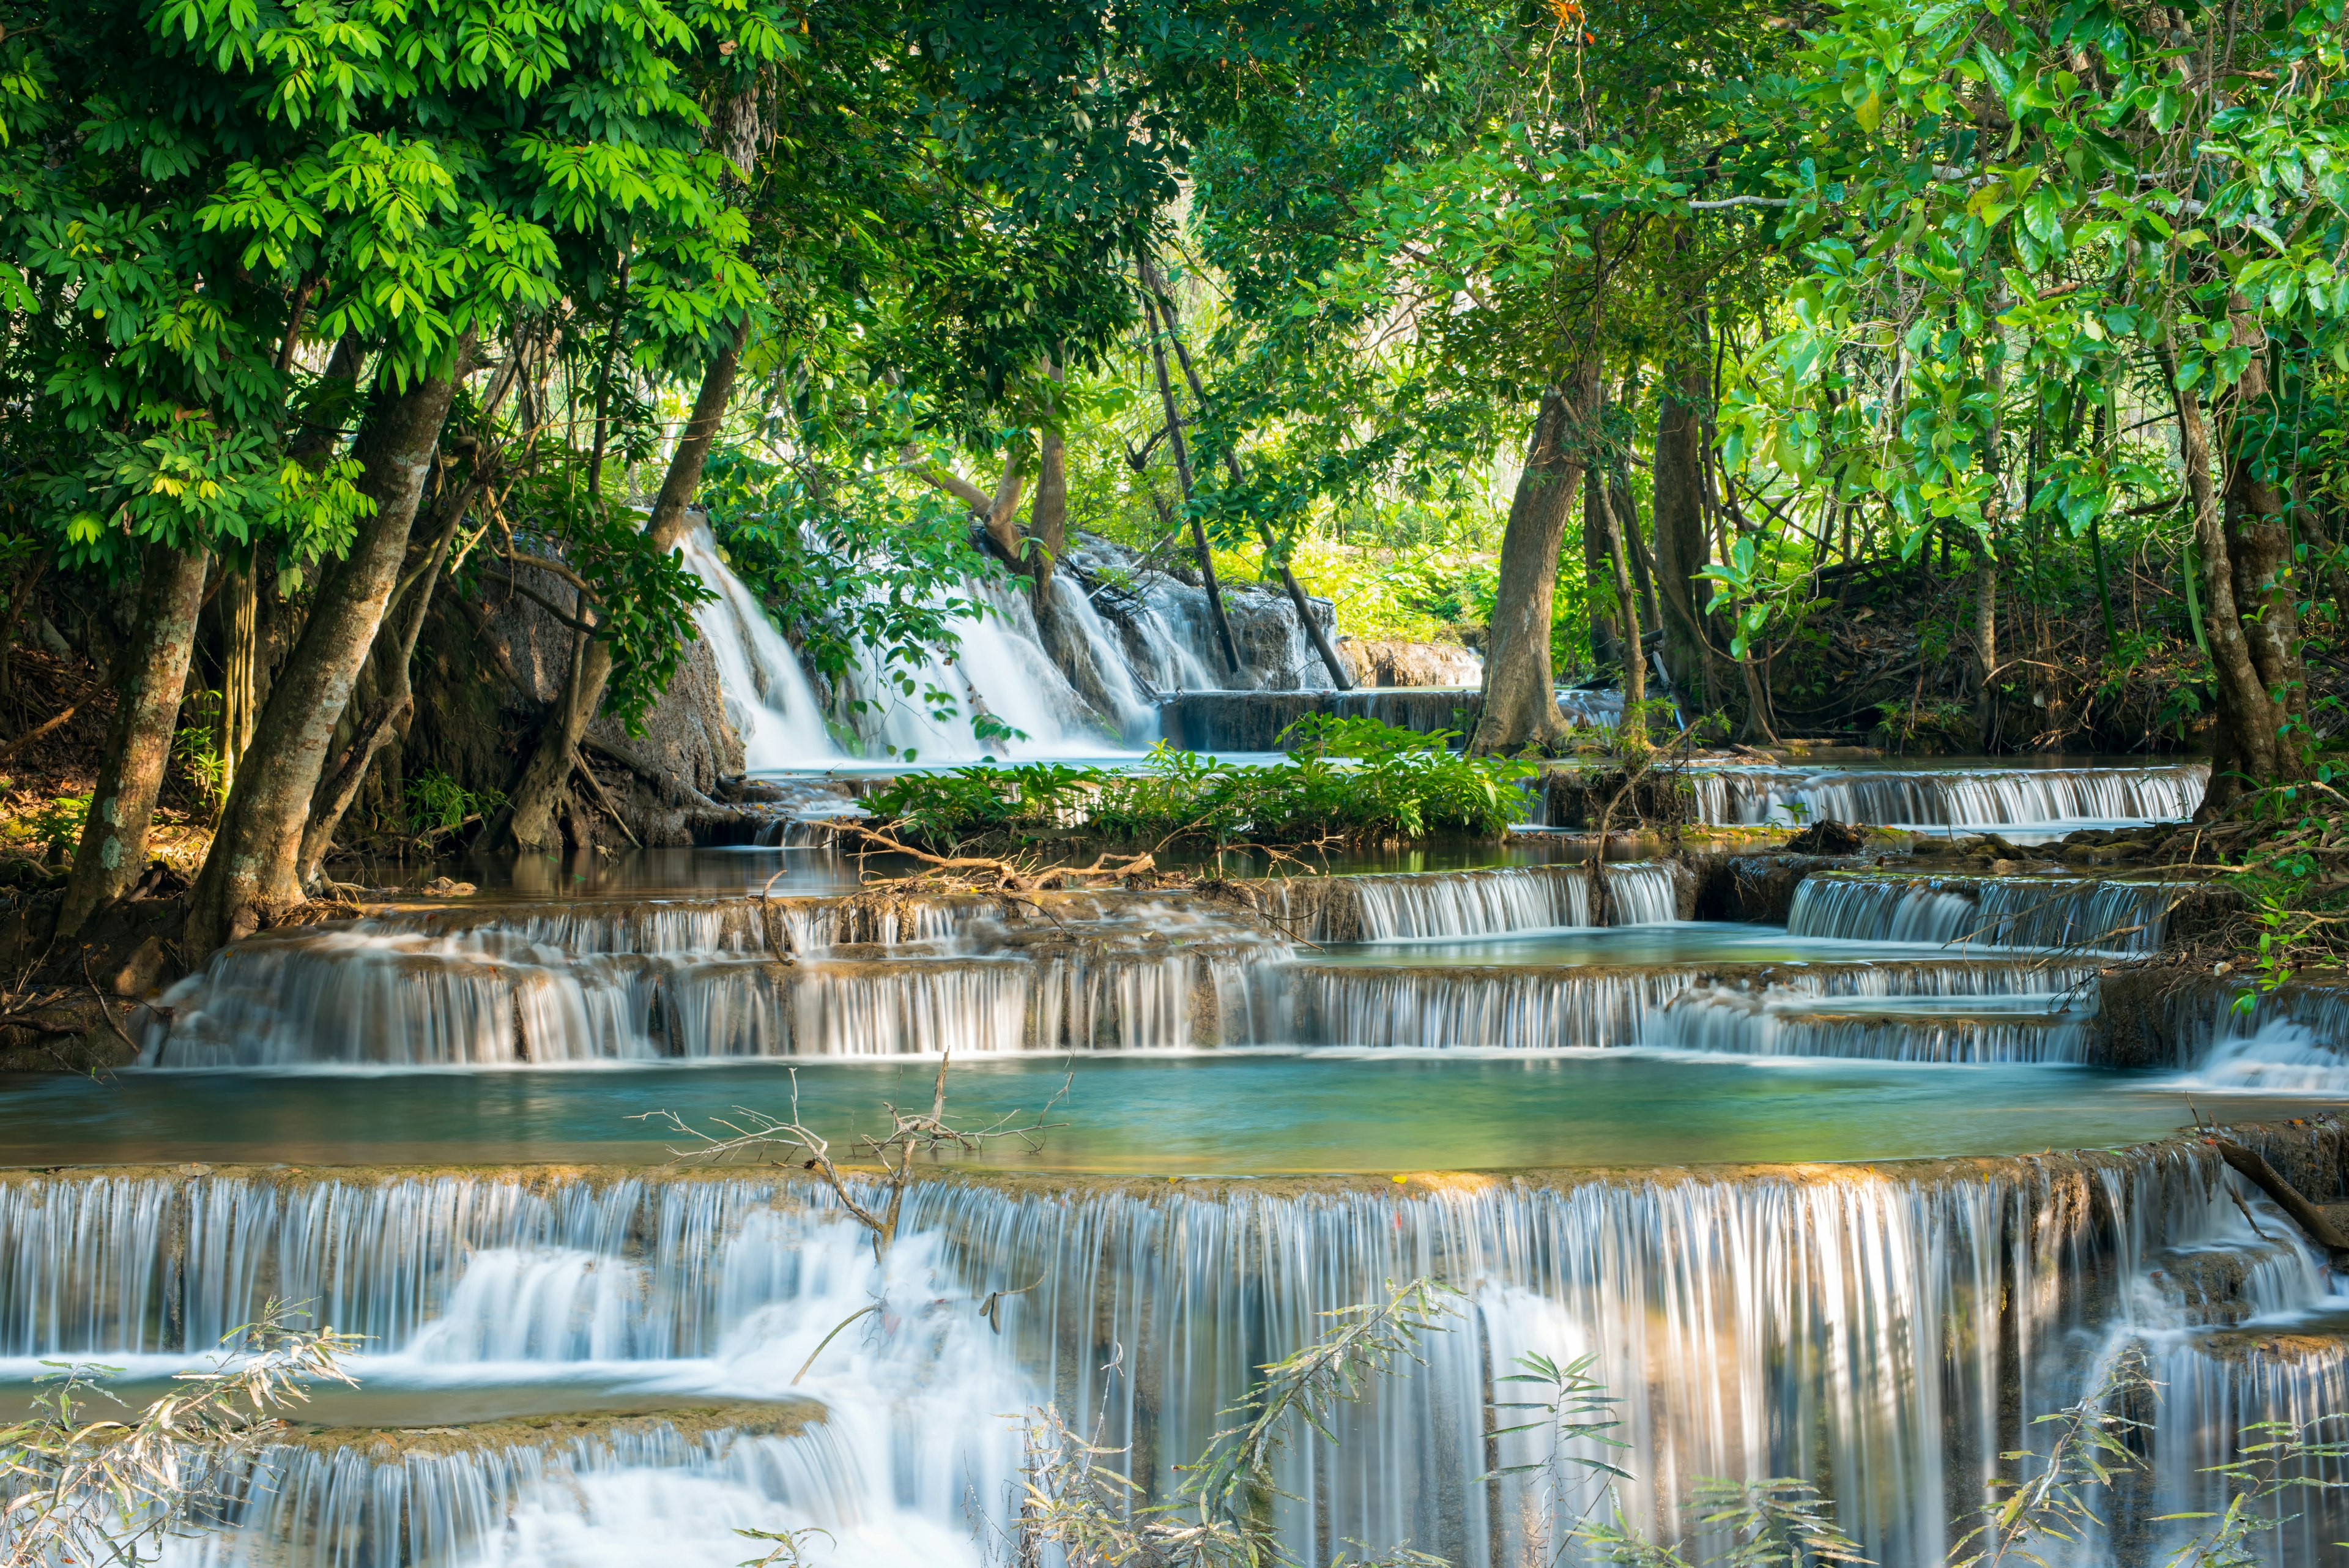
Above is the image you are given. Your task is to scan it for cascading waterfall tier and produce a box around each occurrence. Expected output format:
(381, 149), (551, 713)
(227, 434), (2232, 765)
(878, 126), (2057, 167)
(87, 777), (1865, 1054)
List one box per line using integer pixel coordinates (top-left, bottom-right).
(179, 1407), (878, 1568)
(0, 1142), (2327, 1567)
(1788, 871), (2192, 954)
(140, 894), (1289, 1068)
(1291, 956), (2101, 1052)
(1691, 761), (2208, 828)
(1233, 861), (1687, 943)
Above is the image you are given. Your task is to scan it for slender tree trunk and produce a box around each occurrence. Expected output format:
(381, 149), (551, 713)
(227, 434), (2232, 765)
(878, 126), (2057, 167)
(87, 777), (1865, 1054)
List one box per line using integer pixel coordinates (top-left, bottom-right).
(1616, 467), (1658, 636)
(1147, 274), (1351, 691)
(218, 570), (258, 802)
(1582, 468), (1622, 671)
(1974, 330), (2004, 752)
(1141, 291), (1242, 676)
(2159, 332), (2288, 812)
(298, 480), (476, 880)
(1470, 368), (1596, 754)
(504, 318), (750, 850)
(57, 541), (210, 938)
(1029, 363), (1067, 600)
(1652, 367), (1718, 706)
(185, 341), (471, 953)
(1596, 470), (1647, 734)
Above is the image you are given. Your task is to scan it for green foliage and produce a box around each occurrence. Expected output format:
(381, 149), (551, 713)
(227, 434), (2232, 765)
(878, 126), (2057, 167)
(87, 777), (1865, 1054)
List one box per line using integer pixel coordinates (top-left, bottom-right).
(869, 717), (1538, 850)
(1014, 1277), (1458, 1568)
(406, 770), (504, 837)
(700, 445), (1009, 743)
(23, 793), (89, 851)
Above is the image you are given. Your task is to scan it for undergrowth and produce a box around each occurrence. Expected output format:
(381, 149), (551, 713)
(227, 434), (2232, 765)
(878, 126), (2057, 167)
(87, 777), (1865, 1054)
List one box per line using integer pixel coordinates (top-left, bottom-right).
(866, 715), (1538, 852)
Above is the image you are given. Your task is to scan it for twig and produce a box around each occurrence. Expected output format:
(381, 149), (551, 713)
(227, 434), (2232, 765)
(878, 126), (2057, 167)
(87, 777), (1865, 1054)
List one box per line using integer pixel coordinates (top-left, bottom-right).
(81, 955), (138, 1058)
(0, 703), (76, 761)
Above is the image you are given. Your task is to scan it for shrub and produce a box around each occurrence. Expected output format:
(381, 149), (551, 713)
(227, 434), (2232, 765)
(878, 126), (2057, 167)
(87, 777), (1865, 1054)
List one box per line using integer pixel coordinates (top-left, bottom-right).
(866, 718), (1537, 850)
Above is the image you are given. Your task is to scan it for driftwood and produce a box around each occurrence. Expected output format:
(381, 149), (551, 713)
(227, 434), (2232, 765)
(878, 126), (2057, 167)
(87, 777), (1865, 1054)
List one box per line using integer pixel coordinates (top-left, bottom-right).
(2211, 1137), (2349, 1267)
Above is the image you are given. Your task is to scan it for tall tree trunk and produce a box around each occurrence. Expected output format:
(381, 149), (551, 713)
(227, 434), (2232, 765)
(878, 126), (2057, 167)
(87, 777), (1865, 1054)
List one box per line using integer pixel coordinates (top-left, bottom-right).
(1470, 368), (1596, 754)
(2160, 332), (2290, 813)
(298, 477), (477, 880)
(1148, 274), (1351, 692)
(185, 341), (471, 953)
(1029, 376), (1066, 600)
(57, 541), (210, 938)
(1974, 339), (2003, 752)
(2222, 308), (2309, 745)
(1616, 467), (1659, 637)
(217, 570), (258, 803)
(1582, 469), (1622, 672)
(503, 319), (750, 851)
(1596, 468), (1647, 737)
(1651, 367), (1718, 706)
(1141, 291), (1242, 675)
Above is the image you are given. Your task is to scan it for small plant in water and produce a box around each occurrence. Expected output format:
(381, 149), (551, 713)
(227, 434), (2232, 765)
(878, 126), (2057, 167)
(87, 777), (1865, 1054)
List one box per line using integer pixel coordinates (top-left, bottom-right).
(0, 1301), (360, 1568)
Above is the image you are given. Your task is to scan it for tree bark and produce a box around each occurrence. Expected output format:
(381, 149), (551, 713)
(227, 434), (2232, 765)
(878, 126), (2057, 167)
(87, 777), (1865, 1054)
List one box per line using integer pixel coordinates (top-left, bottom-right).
(2221, 307), (2309, 746)
(2161, 333), (2288, 812)
(1975, 338), (2003, 752)
(218, 570), (258, 802)
(185, 340), (471, 953)
(297, 475), (477, 880)
(2213, 1137), (2349, 1266)
(1470, 368), (1596, 754)
(1029, 397), (1066, 598)
(1595, 466), (1647, 732)
(57, 541), (210, 938)
(1582, 468), (1623, 671)
(1652, 367), (1718, 707)
(503, 318), (750, 851)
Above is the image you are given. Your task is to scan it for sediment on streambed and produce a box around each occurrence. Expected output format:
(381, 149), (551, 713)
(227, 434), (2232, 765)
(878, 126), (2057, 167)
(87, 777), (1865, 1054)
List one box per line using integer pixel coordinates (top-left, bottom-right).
(4, 1126), (2343, 1567)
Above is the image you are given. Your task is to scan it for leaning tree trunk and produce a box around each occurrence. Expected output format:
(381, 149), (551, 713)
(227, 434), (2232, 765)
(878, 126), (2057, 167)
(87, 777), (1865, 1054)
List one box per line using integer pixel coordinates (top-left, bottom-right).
(503, 318), (751, 851)
(1470, 368), (1596, 754)
(56, 541), (210, 938)
(297, 481), (477, 880)
(184, 343), (471, 953)
(2162, 330), (2293, 814)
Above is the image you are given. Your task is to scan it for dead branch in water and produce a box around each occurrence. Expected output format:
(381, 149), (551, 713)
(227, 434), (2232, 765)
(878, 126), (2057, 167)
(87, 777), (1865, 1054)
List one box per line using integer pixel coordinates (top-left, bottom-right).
(822, 818), (1155, 893)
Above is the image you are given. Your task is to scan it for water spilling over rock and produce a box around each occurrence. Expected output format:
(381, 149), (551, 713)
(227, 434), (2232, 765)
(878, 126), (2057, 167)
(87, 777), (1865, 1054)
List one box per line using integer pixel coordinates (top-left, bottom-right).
(1691, 761), (2208, 830)
(1788, 871), (2192, 954)
(2, 1142), (2336, 1568)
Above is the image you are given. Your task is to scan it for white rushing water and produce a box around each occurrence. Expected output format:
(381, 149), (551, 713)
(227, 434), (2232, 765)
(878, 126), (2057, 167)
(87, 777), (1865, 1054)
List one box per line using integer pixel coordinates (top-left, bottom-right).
(4, 1150), (2336, 1567)
(675, 527), (842, 768)
(1787, 872), (2192, 954)
(1690, 761), (2209, 831)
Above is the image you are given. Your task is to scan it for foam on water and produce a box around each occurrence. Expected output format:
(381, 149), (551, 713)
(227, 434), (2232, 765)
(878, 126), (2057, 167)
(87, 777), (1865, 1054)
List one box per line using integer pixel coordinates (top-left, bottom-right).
(1, 1152), (2321, 1567)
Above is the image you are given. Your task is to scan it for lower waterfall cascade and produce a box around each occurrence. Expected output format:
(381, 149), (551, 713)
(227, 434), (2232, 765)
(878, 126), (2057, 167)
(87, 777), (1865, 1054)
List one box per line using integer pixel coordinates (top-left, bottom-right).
(12, 734), (2349, 1567)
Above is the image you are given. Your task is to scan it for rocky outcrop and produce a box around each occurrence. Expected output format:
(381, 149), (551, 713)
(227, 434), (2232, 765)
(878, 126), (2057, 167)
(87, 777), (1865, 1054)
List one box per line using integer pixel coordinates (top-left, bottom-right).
(405, 562), (747, 849)
(1340, 639), (1482, 688)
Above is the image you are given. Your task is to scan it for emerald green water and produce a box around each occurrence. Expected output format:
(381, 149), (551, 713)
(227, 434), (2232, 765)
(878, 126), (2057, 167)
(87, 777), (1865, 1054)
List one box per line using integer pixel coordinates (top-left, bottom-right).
(0, 1055), (2311, 1172)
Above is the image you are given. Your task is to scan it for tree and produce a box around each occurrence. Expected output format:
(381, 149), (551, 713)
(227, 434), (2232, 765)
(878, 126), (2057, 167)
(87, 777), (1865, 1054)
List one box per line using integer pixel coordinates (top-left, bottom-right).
(116, 0), (796, 946)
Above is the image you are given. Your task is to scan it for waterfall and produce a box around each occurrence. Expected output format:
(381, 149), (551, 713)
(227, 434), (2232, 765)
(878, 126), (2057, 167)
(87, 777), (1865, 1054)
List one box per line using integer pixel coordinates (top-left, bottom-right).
(141, 896), (1289, 1067)
(1690, 762), (2209, 828)
(676, 527), (842, 768)
(0, 1149), (2308, 1567)
(1238, 862), (1687, 943)
(1787, 872), (2192, 954)
(1290, 957), (2102, 1050)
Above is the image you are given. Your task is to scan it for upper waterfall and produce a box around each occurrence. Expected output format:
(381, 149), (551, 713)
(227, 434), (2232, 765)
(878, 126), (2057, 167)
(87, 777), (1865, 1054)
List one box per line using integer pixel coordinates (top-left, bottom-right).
(675, 526), (844, 767)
